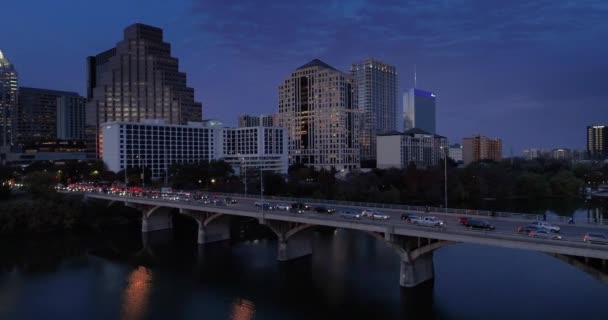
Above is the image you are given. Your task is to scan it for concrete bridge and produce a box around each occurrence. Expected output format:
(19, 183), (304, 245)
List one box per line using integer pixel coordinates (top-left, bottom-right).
(85, 192), (608, 287)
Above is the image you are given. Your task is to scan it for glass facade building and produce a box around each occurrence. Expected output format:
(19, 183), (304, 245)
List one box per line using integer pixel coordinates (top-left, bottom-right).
(87, 23), (202, 158)
(587, 125), (607, 160)
(351, 58), (397, 162)
(238, 114), (277, 127)
(403, 88), (436, 134)
(0, 50), (18, 146)
(278, 59), (361, 171)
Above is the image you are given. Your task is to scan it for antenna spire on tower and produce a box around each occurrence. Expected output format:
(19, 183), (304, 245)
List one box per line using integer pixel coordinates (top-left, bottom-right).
(414, 64), (417, 88)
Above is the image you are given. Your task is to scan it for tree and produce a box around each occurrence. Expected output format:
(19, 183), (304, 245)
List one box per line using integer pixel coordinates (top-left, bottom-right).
(23, 171), (57, 198)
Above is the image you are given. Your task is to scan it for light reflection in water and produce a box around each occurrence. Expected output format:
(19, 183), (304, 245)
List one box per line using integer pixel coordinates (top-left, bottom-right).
(121, 266), (152, 320)
(230, 298), (256, 320)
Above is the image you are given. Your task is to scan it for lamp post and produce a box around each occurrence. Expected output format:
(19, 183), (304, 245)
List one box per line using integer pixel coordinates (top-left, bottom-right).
(440, 146), (448, 211)
(241, 157), (247, 196)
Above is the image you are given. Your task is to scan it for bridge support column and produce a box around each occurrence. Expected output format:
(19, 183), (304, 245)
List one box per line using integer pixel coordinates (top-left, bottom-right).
(266, 220), (314, 261)
(141, 207), (173, 233)
(196, 219), (231, 244)
(400, 252), (434, 288)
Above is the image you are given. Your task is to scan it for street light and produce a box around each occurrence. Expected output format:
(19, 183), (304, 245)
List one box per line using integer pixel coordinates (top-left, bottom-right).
(440, 146), (448, 211)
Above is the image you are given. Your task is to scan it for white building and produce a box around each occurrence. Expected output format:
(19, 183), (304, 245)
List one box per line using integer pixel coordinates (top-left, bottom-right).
(448, 143), (463, 163)
(377, 128), (448, 169)
(102, 120), (287, 179)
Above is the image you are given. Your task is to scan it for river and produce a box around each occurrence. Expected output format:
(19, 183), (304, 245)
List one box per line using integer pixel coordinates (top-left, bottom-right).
(0, 203), (607, 320)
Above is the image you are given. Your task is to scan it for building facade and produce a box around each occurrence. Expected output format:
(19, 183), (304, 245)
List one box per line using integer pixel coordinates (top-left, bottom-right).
(278, 59), (360, 171)
(587, 125), (607, 160)
(403, 88), (436, 134)
(87, 23), (202, 158)
(0, 49), (18, 147)
(238, 114), (277, 127)
(102, 120), (288, 179)
(448, 143), (463, 163)
(351, 58), (397, 161)
(222, 126), (288, 174)
(376, 128), (448, 169)
(16, 87), (85, 144)
(463, 135), (502, 165)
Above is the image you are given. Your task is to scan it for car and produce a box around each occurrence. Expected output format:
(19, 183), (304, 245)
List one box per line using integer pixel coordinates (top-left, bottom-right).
(254, 201), (274, 210)
(275, 203), (291, 211)
(400, 213), (413, 220)
(583, 232), (608, 245)
(361, 209), (382, 218)
(517, 225), (542, 233)
(314, 206), (335, 214)
(371, 213), (390, 220)
(213, 199), (226, 206)
(224, 197), (238, 204)
(339, 210), (361, 219)
(459, 216), (471, 225)
(291, 202), (311, 211)
(531, 221), (560, 233)
(411, 216), (446, 228)
(529, 230), (561, 240)
(404, 215), (421, 224)
(465, 219), (495, 230)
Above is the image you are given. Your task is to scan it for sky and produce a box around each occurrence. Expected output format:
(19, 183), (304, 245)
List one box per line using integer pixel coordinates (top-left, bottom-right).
(1, 0), (607, 154)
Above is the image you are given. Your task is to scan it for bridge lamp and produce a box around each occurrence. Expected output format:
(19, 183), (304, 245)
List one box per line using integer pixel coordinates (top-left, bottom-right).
(211, 178), (216, 184)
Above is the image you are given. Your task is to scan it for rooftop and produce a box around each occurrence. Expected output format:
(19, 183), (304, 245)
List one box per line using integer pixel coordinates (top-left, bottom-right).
(296, 59), (339, 72)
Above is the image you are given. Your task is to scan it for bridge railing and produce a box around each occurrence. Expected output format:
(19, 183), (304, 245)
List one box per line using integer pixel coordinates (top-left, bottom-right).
(84, 190), (608, 226)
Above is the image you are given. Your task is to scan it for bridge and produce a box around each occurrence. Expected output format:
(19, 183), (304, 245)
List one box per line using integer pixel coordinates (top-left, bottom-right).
(84, 192), (608, 288)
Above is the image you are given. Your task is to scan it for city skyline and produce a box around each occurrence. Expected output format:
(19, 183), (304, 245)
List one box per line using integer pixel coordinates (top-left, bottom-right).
(1, 1), (607, 153)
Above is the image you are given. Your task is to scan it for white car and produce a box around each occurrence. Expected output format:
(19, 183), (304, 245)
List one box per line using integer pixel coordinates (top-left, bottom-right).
(531, 221), (560, 233)
(361, 209), (381, 218)
(371, 213), (390, 220)
(275, 203), (291, 211)
(411, 216), (446, 228)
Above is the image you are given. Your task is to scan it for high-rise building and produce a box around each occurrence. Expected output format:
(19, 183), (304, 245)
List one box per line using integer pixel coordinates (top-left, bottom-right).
(403, 88), (436, 134)
(278, 59), (360, 171)
(222, 126), (288, 174)
(238, 114), (277, 127)
(448, 143), (463, 163)
(376, 128), (448, 169)
(463, 135), (502, 165)
(16, 87), (85, 144)
(351, 58), (397, 162)
(0, 49), (18, 146)
(587, 125), (607, 160)
(86, 23), (202, 158)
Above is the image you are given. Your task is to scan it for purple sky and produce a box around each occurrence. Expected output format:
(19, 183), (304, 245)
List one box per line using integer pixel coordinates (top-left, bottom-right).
(2, 0), (607, 154)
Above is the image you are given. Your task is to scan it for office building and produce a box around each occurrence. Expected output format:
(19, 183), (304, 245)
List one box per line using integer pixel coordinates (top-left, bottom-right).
(448, 143), (463, 163)
(351, 58), (397, 161)
(587, 125), (607, 160)
(0, 49), (18, 146)
(403, 88), (436, 134)
(278, 59), (360, 171)
(376, 128), (448, 169)
(523, 148), (544, 160)
(16, 87), (85, 144)
(102, 120), (288, 179)
(238, 114), (277, 127)
(222, 126), (288, 174)
(87, 23), (202, 158)
(463, 135), (502, 165)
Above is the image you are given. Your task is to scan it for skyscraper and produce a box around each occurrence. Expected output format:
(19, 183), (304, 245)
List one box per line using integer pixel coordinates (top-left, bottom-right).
(351, 58), (397, 162)
(463, 135), (502, 165)
(587, 125), (607, 160)
(16, 87), (86, 144)
(278, 59), (360, 170)
(86, 23), (202, 157)
(238, 114), (277, 127)
(403, 88), (436, 134)
(0, 50), (18, 146)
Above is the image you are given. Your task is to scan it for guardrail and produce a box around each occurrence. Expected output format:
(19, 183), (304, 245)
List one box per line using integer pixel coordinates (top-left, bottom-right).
(77, 189), (608, 226)
(86, 192), (608, 256)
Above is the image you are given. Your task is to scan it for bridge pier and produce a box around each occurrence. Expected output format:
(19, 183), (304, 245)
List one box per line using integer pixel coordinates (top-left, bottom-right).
(141, 207), (173, 233)
(181, 210), (232, 245)
(266, 220), (314, 261)
(400, 252), (434, 288)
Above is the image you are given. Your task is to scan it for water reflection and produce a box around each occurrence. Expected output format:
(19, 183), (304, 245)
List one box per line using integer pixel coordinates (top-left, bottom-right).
(121, 266), (152, 320)
(229, 298), (256, 320)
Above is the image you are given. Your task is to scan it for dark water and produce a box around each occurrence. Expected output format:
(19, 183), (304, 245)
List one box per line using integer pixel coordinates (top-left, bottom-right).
(1, 214), (607, 320)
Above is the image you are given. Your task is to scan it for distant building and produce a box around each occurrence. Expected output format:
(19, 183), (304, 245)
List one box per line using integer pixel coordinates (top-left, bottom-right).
(238, 114), (277, 127)
(87, 23), (202, 158)
(551, 148), (572, 161)
(102, 120), (288, 179)
(222, 126), (288, 175)
(403, 88), (436, 134)
(448, 143), (463, 163)
(16, 87), (86, 144)
(278, 59), (360, 171)
(2, 142), (86, 166)
(351, 58), (398, 161)
(463, 135), (502, 165)
(587, 125), (607, 160)
(0, 49), (18, 146)
(376, 128), (448, 169)
(523, 148), (544, 160)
